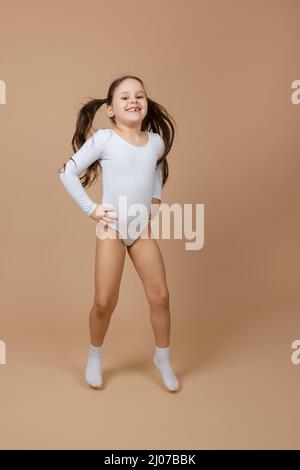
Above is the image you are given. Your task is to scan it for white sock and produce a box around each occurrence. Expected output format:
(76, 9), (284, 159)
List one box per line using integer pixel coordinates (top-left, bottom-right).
(85, 344), (103, 388)
(153, 346), (180, 392)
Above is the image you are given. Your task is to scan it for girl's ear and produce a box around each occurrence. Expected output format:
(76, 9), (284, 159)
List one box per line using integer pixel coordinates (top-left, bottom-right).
(106, 105), (113, 118)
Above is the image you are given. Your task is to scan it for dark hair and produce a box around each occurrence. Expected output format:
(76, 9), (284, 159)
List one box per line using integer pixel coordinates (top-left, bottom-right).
(58, 75), (176, 190)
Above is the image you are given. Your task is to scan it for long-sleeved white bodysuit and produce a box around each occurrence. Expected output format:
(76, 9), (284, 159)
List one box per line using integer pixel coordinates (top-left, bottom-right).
(58, 128), (165, 246)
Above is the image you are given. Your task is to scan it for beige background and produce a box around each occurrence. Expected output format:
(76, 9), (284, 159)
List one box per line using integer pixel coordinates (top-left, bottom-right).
(0, 0), (300, 450)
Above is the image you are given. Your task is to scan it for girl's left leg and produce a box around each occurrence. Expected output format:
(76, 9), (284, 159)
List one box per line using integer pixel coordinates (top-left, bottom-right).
(127, 225), (180, 391)
(127, 225), (170, 347)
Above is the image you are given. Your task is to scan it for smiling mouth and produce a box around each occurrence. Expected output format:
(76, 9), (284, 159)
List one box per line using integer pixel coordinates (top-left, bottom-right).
(126, 108), (141, 112)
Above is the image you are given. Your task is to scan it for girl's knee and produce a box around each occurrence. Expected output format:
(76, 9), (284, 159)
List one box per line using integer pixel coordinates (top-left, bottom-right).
(93, 295), (117, 316)
(148, 286), (169, 310)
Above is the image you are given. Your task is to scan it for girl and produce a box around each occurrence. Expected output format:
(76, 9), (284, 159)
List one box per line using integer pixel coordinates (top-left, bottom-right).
(58, 75), (180, 392)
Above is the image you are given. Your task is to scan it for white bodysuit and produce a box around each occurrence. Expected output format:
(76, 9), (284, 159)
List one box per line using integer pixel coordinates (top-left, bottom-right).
(59, 128), (165, 246)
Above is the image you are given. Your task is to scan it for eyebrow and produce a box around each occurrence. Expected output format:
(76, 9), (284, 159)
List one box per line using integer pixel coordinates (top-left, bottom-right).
(119, 90), (145, 95)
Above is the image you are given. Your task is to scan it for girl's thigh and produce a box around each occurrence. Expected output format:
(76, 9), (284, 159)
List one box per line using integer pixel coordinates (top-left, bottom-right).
(94, 224), (126, 302)
(126, 224), (168, 296)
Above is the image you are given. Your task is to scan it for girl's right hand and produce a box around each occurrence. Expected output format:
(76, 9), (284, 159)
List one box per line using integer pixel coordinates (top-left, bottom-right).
(89, 204), (118, 223)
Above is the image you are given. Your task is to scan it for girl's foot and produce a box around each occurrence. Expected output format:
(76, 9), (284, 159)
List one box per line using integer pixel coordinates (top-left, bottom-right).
(85, 344), (103, 388)
(153, 346), (180, 392)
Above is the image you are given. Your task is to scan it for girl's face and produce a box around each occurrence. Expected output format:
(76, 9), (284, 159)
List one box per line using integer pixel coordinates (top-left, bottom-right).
(107, 79), (148, 126)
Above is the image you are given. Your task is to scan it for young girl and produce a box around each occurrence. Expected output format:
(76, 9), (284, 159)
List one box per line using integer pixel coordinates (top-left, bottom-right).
(58, 75), (180, 392)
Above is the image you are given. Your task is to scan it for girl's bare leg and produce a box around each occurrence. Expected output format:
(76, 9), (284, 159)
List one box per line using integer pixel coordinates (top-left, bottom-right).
(85, 225), (126, 389)
(127, 224), (170, 347)
(126, 225), (180, 391)
(89, 224), (126, 346)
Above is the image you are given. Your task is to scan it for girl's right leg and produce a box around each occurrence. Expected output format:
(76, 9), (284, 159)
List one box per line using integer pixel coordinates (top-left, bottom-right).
(90, 224), (126, 346)
(85, 225), (126, 388)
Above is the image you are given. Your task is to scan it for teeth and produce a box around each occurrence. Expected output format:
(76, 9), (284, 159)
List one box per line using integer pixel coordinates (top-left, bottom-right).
(127, 108), (140, 112)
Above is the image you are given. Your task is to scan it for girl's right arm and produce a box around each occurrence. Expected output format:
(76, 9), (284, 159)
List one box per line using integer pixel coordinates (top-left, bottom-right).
(58, 129), (116, 221)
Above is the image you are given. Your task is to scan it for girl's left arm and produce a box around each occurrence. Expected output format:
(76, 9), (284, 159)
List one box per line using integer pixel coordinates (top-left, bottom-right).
(151, 162), (163, 219)
(150, 135), (165, 219)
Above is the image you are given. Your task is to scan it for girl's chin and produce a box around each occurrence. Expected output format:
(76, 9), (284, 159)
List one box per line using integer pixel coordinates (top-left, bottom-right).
(125, 116), (142, 121)
(125, 113), (141, 117)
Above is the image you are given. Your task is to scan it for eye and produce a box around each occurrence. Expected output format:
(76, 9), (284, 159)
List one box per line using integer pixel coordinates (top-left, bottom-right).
(121, 96), (145, 100)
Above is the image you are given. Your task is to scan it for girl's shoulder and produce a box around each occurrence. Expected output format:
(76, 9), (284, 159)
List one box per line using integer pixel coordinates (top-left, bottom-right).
(92, 128), (112, 142)
(151, 132), (165, 153)
(147, 131), (164, 147)
(94, 128), (111, 135)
